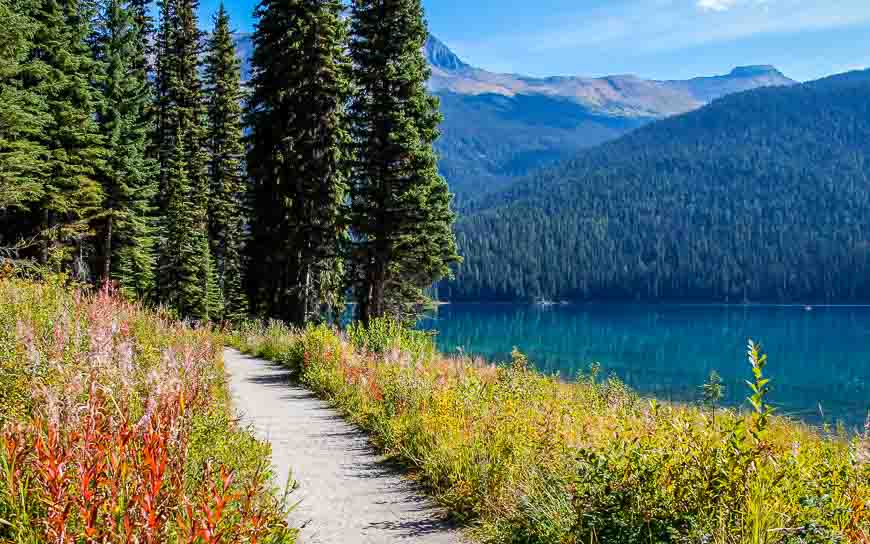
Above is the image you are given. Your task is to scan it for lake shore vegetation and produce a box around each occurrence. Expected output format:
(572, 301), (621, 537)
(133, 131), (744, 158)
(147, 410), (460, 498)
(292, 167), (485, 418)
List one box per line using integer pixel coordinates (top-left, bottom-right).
(230, 319), (870, 544)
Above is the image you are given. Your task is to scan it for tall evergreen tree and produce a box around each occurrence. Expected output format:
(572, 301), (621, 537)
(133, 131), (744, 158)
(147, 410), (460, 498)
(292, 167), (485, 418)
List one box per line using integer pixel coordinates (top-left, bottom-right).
(347, 0), (460, 324)
(204, 4), (248, 321)
(24, 0), (106, 274)
(156, 0), (210, 319)
(154, 0), (174, 209)
(0, 0), (46, 217)
(94, 0), (158, 297)
(246, 0), (350, 325)
(161, 128), (205, 317)
(127, 0), (154, 76)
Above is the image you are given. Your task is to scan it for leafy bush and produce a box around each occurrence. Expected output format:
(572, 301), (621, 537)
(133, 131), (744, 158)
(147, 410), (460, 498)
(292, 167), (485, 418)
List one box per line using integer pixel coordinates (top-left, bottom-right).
(0, 278), (296, 543)
(230, 319), (870, 544)
(347, 318), (436, 360)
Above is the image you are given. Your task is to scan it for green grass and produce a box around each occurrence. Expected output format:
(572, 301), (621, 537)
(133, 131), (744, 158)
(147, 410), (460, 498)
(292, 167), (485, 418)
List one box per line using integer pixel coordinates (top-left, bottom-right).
(230, 319), (870, 544)
(0, 276), (297, 543)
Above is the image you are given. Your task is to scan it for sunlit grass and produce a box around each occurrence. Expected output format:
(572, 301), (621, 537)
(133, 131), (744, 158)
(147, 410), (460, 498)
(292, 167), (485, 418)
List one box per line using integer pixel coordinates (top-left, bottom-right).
(231, 319), (870, 544)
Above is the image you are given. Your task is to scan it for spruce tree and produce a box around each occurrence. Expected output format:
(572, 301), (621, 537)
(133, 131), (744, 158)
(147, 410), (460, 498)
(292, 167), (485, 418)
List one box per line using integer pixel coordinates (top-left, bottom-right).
(160, 128), (205, 317)
(127, 0), (154, 75)
(94, 0), (158, 297)
(25, 0), (106, 274)
(156, 0), (210, 319)
(154, 0), (173, 206)
(347, 0), (460, 324)
(0, 0), (46, 216)
(246, 0), (350, 325)
(205, 4), (248, 322)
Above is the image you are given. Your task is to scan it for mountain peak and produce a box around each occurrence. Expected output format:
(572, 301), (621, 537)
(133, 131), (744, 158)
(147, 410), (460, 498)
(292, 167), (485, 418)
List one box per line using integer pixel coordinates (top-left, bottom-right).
(728, 65), (784, 78)
(425, 35), (469, 72)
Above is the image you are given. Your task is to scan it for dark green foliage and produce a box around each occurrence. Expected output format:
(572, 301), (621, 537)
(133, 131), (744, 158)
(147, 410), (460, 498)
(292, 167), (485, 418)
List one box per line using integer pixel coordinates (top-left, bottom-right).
(127, 0), (154, 75)
(93, 0), (158, 298)
(160, 129), (208, 318)
(154, 0), (173, 208)
(156, 0), (211, 319)
(347, 0), (460, 324)
(9, 0), (106, 273)
(205, 4), (248, 322)
(245, 0), (350, 325)
(448, 71), (870, 303)
(0, 0), (47, 216)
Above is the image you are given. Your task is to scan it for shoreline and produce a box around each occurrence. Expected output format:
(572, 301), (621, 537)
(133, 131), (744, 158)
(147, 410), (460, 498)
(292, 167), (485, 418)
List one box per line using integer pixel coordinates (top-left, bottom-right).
(433, 300), (870, 308)
(230, 321), (869, 542)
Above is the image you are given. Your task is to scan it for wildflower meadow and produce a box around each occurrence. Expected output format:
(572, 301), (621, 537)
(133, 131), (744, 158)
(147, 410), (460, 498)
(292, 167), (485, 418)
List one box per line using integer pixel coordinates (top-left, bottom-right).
(0, 276), (296, 543)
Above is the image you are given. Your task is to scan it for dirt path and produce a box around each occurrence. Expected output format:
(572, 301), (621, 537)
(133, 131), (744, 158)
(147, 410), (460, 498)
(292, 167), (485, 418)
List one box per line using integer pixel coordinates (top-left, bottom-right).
(224, 349), (465, 544)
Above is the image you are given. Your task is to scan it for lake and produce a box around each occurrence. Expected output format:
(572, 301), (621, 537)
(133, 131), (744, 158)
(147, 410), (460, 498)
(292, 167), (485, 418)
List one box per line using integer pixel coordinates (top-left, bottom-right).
(418, 303), (870, 430)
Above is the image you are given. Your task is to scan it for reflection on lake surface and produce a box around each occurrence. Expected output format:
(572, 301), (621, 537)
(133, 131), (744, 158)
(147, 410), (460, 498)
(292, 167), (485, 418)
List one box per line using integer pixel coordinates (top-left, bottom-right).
(418, 303), (870, 429)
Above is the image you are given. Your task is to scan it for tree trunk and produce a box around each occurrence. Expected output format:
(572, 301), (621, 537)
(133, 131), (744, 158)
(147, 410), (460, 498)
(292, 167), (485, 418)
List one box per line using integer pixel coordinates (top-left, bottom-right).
(358, 282), (372, 326)
(41, 209), (50, 264)
(369, 257), (387, 323)
(303, 263), (311, 325)
(103, 212), (113, 283)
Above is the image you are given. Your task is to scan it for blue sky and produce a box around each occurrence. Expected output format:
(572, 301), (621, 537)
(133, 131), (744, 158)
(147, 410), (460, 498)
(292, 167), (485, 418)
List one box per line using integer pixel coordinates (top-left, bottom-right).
(200, 0), (870, 82)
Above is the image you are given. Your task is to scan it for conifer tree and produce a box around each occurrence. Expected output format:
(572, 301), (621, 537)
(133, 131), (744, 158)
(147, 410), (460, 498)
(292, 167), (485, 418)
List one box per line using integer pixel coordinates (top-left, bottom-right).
(246, 0), (350, 325)
(94, 0), (158, 297)
(205, 4), (248, 321)
(205, 250), (223, 318)
(25, 0), (106, 273)
(347, 0), (460, 324)
(127, 0), (154, 75)
(160, 129), (205, 317)
(0, 0), (46, 216)
(154, 0), (175, 208)
(156, 0), (210, 319)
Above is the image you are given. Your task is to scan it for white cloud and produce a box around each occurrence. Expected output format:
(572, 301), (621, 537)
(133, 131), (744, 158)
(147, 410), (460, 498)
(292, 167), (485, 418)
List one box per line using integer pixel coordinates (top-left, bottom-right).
(505, 0), (870, 54)
(697, 0), (772, 11)
(446, 0), (870, 81)
(698, 0), (740, 11)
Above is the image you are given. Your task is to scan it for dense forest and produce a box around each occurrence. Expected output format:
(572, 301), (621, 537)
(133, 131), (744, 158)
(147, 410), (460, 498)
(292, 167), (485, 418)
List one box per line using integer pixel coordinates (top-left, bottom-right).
(0, 0), (459, 325)
(444, 70), (870, 303)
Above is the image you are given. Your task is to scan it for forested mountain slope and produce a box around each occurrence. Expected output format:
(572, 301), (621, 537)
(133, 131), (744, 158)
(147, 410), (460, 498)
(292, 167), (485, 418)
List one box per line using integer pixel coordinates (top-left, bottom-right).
(444, 70), (870, 303)
(426, 36), (794, 201)
(234, 34), (793, 202)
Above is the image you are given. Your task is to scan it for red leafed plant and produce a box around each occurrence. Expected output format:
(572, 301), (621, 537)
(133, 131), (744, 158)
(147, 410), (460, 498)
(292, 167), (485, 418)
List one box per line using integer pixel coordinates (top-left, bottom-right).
(1, 369), (282, 543)
(0, 278), (296, 543)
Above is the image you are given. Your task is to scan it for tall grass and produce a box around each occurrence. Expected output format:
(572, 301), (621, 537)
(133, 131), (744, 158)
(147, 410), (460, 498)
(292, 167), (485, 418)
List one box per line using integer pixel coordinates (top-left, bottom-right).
(0, 277), (296, 543)
(231, 319), (870, 544)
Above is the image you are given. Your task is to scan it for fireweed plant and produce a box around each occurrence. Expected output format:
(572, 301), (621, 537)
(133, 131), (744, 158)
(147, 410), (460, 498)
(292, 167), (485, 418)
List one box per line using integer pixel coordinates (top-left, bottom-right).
(231, 320), (870, 544)
(0, 276), (296, 543)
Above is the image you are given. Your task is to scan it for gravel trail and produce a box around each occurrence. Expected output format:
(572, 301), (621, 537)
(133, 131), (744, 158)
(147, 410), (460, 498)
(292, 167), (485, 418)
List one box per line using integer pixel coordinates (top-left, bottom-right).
(224, 349), (465, 544)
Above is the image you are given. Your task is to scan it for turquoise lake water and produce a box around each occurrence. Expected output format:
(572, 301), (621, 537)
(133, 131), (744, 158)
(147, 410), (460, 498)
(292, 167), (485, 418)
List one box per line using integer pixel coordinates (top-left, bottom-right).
(417, 303), (870, 430)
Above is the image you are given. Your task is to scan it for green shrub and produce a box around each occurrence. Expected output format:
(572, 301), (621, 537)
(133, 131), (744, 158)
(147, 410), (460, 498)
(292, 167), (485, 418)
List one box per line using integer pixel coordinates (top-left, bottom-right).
(347, 317), (437, 361)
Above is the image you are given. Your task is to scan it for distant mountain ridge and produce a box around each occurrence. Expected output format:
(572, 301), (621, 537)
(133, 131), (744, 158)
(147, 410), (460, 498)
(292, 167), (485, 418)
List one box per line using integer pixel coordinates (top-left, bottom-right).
(445, 69), (870, 303)
(421, 36), (794, 200)
(425, 35), (793, 119)
(233, 33), (795, 200)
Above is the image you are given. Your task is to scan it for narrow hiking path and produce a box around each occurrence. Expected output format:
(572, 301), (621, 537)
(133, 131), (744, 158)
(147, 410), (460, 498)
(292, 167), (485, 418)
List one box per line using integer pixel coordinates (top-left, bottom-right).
(224, 349), (465, 544)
